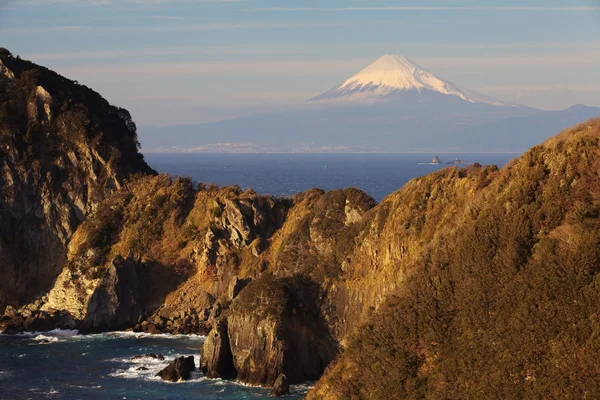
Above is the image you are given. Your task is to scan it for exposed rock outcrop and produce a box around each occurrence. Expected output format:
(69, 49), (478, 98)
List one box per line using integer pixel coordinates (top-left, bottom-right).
(79, 255), (147, 333)
(270, 373), (290, 397)
(156, 356), (196, 382)
(200, 318), (236, 379)
(202, 273), (339, 387)
(0, 307), (77, 334)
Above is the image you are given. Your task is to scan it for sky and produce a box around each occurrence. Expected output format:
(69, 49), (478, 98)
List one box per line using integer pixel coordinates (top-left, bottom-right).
(1, 0), (599, 127)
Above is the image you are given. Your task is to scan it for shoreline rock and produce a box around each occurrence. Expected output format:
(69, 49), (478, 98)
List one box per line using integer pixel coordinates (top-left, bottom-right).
(156, 356), (196, 382)
(270, 373), (290, 397)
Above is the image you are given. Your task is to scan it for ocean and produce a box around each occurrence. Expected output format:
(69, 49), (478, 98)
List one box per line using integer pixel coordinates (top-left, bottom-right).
(144, 153), (518, 202)
(1, 153), (517, 399)
(0, 331), (310, 399)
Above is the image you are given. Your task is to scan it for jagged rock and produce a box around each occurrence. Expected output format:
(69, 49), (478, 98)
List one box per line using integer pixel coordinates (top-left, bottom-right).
(223, 199), (253, 247)
(79, 256), (147, 333)
(206, 274), (338, 387)
(144, 323), (161, 334)
(0, 315), (26, 334)
(156, 356), (196, 382)
(0, 306), (77, 334)
(0, 58), (14, 79)
(24, 311), (54, 332)
(200, 318), (236, 379)
(228, 276), (251, 300)
(270, 374), (290, 397)
(3, 305), (17, 319)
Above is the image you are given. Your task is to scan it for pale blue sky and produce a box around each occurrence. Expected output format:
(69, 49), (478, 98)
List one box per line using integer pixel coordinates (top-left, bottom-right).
(1, 0), (599, 126)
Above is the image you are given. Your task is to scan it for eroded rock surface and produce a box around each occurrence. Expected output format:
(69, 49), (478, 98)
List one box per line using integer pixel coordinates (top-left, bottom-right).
(200, 318), (236, 379)
(201, 273), (339, 387)
(79, 255), (147, 333)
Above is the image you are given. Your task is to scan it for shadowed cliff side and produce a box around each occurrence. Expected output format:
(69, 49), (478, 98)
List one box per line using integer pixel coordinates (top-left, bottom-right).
(0, 48), (154, 308)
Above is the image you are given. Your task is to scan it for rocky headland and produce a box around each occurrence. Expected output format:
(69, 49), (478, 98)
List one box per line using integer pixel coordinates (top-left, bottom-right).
(1, 48), (600, 398)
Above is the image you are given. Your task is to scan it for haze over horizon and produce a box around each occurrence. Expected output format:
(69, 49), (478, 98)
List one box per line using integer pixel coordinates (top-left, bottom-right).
(1, 0), (600, 127)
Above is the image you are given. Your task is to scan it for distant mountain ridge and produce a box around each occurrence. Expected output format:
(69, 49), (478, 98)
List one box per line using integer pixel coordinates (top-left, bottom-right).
(139, 54), (600, 153)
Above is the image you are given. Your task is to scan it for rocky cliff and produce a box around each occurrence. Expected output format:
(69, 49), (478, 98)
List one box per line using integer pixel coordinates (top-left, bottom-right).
(308, 120), (600, 399)
(2, 51), (600, 399)
(0, 48), (153, 309)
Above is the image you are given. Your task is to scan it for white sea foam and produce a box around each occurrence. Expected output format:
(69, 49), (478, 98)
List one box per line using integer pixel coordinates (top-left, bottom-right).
(28, 329), (79, 344)
(31, 334), (60, 344)
(4, 329), (205, 342)
(67, 384), (102, 390)
(2, 328), (79, 338)
(109, 352), (202, 384)
(103, 331), (206, 341)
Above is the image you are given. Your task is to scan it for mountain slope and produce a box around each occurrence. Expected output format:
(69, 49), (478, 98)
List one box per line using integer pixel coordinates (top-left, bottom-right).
(0, 48), (154, 308)
(310, 54), (504, 105)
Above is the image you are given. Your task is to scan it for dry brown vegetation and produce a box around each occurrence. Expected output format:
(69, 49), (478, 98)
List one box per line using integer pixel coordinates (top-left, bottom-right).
(309, 119), (600, 399)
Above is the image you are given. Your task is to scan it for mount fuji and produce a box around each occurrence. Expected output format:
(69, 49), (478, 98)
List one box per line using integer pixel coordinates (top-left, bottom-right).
(310, 54), (504, 106)
(140, 54), (600, 153)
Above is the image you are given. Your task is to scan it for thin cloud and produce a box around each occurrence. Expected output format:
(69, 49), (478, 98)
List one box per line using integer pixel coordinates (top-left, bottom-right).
(0, 21), (329, 34)
(56, 58), (373, 80)
(14, 0), (243, 6)
(24, 47), (326, 61)
(53, 53), (600, 83)
(22, 40), (600, 62)
(252, 6), (600, 12)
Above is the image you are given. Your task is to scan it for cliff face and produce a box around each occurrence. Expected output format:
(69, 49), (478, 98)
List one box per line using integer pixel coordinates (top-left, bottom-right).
(0, 49), (153, 308)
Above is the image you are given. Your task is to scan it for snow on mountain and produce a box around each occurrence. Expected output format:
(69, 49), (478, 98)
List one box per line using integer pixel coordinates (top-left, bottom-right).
(310, 54), (505, 106)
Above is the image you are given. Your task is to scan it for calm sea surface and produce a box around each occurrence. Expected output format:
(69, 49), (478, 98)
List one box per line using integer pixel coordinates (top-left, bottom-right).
(1, 153), (518, 399)
(144, 153), (518, 202)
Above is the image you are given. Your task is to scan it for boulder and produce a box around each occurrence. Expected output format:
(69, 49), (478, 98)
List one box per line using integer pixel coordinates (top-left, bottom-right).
(200, 318), (236, 379)
(156, 356), (196, 382)
(270, 373), (290, 397)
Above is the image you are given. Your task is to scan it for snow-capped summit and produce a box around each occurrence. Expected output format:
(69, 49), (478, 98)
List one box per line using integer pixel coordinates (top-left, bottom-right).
(310, 54), (504, 105)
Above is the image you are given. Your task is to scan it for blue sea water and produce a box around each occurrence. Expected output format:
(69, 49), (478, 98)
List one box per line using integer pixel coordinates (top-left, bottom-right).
(0, 331), (310, 399)
(144, 153), (518, 202)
